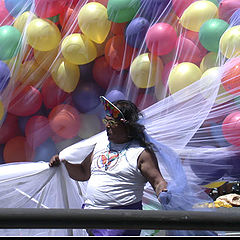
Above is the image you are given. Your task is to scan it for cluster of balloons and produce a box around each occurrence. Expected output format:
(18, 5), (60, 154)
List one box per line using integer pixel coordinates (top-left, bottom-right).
(0, 0), (240, 187)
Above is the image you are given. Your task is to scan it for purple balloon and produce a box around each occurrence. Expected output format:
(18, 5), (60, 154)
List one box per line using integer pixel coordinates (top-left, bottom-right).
(125, 17), (150, 48)
(230, 9), (240, 26)
(0, 61), (10, 93)
(140, 0), (172, 22)
(106, 89), (126, 102)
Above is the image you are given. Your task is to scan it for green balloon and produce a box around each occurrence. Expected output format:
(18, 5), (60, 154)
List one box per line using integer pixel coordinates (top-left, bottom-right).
(199, 18), (229, 53)
(107, 0), (140, 23)
(0, 26), (21, 61)
(206, 0), (219, 7)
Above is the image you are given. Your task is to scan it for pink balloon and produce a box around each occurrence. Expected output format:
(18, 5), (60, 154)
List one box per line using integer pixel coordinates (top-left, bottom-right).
(0, 0), (14, 25)
(146, 23), (177, 56)
(172, 0), (196, 17)
(222, 111), (240, 146)
(219, 0), (240, 22)
(25, 115), (53, 149)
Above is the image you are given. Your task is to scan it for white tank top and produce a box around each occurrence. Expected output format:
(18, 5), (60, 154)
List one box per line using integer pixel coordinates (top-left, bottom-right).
(84, 138), (147, 209)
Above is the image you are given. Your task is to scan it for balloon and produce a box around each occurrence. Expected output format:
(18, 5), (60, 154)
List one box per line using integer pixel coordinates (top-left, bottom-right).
(33, 138), (58, 162)
(171, 0), (195, 17)
(25, 115), (53, 149)
(107, 0), (140, 23)
(0, 145), (4, 164)
(3, 136), (34, 163)
(8, 85), (42, 117)
(88, 0), (109, 8)
(51, 58), (80, 93)
(105, 35), (134, 70)
(199, 19), (229, 53)
(221, 58), (240, 95)
(200, 52), (218, 72)
(135, 92), (157, 111)
(72, 82), (103, 113)
(175, 36), (203, 65)
(26, 18), (61, 51)
(222, 111), (240, 146)
(78, 114), (102, 139)
(105, 89), (126, 101)
(0, 113), (21, 144)
(34, 48), (58, 71)
(110, 22), (127, 35)
(180, 1), (218, 32)
(146, 23), (177, 56)
(13, 11), (37, 33)
(61, 33), (97, 65)
(15, 60), (47, 86)
(34, 0), (69, 18)
(0, 61), (10, 93)
(130, 53), (163, 88)
(210, 122), (230, 147)
(48, 104), (81, 139)
(78, 2), (111, 44)
(219, 0), (240, 22)
(168, 62), (202, 94)
(92, 56), (120, 89)
(0, 0), (14, 25)
(229, 9), (240, 26)
(41, 76), (70, 109)
(0, 25), (21, 61)
(220, 25), (240, 59)
(4, 0), (33, 17)
(125, 17), (149, 48)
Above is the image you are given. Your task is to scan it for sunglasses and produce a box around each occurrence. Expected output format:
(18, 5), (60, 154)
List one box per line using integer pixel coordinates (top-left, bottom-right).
(102, 118), (119, 126)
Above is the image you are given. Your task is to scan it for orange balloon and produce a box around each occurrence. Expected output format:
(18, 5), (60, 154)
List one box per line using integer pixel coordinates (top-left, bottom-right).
(48, 104), (81, 139)
(110, 22), (127, 35)
(4, 136), (34, 163)
(105, 35), (134, 71)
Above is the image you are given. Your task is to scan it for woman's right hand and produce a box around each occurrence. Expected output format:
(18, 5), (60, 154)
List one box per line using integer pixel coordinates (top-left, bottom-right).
(49, 155), (62, 167)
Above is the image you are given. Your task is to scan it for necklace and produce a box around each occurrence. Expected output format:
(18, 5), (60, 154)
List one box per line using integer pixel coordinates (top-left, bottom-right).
(103, 142), (131, 171)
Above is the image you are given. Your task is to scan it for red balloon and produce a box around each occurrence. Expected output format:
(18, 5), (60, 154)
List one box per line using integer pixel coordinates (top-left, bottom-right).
(135, 92), (157, 111)
(110, 22), (127, 35)
(0, 0), (14, 25)
(35, 0), (69, 18)
(25, 115), (53, 149)
(49, 104), (81, 139)
(172, 0), (195, 17)
(41, 76), (70, 109)
(221, 58), (240, 95)
(105, 35), (134, 71)
(3, 136), (34, 163)
(219, 0), (240, 22)
(8, 85), (42, 116)
(146, 23), (177, 56)
(93, 56), (121, 89)
(222, 111), (240, 146)
(88, 0), (108, 7)
(0, 113), (21, 144)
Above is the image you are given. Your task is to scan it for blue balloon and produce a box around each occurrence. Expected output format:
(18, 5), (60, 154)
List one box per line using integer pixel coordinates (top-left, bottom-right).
(106, 89), (126, 102)
(210, 123), (230, 147)
(230, 9), (240, 27)
(0, 61), (10, 93)
(125, 17), (149, 48)
(34, 138), (58, 162)
(139, 0), (172, 22)
(4, 0), (33, 17)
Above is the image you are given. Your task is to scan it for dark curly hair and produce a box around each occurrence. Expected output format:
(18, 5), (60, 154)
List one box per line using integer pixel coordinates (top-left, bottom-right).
(113, 100), (154, 153)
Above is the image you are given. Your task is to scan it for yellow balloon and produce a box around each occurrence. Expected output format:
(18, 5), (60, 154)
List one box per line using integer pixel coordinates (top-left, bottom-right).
(78, 2), (111, 44)
(51, 58), (80, 93)
(61, 33), (97, 65)
(202, 181), (226, 188)
(180, 1), (218, 32)
(0, 101), (4, 121)
(13, 11), (37, 33)
(220, 25), (240, 58)
(200, 52), (218, 72)
(130, 53), (163, 89)
(34, 48), (59, 71)
(168, 62), (202, 94)
(27, 18), (61, 51)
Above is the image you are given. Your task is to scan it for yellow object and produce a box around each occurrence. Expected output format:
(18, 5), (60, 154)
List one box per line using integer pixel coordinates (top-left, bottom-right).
(78, 2), (111, 44)
(34, 48), (59, 71)
(27, 18), (61, 51)
(203, 181), (226, 188)
(13, 11), (37, 33)
(220, 25), (240, 58)
(200, 52), (218, 72)
(0, 101), (4, 121)
(168, 62), (202, 94)
(61, 33), (97, 65)
(180, 1), (218, 32)
(214, 200), (232, 208)
(51, 58), (80, 93)
(130, 53), (163, 89)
